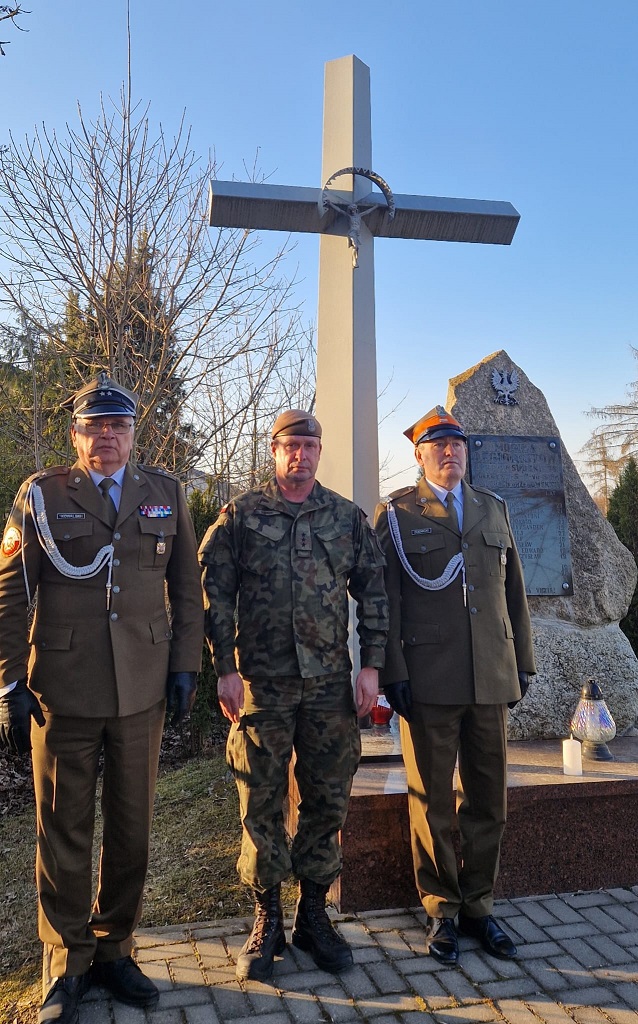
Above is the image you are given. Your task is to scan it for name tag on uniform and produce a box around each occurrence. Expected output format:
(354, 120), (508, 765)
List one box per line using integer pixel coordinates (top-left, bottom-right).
(57, 512), (86, 520)
(139, 505), (172, 518)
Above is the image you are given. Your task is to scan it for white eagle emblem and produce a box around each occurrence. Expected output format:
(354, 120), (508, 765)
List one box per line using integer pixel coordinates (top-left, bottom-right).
(491, 368), (519, 406)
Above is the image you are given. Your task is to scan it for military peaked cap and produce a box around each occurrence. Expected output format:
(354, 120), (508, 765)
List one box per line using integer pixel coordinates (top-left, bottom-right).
(404, 406), (467, 445)
(61, 371), (138, 419)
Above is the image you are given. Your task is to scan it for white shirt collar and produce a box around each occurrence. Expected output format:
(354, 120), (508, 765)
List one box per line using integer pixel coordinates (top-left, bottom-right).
(426, 478), (463, 507)
(89, 465), (127, 490)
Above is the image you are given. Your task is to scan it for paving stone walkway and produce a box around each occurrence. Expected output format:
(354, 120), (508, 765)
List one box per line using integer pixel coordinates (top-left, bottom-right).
(77, 887), (638, 1024)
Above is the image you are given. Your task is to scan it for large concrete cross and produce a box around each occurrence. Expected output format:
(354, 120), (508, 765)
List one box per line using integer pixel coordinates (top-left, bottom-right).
(208, 54), (520, 517)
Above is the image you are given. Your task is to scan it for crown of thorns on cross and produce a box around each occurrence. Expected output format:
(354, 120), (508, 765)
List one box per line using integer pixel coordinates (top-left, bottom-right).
(321, 167), (395, 219)
(321, 168), (395, 268)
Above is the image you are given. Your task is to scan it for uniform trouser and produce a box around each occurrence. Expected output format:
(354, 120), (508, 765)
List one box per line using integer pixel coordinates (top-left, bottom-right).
(30, 699), (166, 978)
(400, 702), (508, 920)
(227, 672), (361, 892)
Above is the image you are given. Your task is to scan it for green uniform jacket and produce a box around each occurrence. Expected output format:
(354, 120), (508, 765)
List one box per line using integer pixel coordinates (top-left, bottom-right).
(199, 478), (389, 679)
(0, 461), (204, 718)
(374, 478), (536, 705)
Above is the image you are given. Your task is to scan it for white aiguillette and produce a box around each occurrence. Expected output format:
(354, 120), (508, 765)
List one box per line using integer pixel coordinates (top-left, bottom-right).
(562, 734), (583, 776)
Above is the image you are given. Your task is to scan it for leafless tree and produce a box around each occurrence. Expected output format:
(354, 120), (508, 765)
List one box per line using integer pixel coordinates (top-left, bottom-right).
(581, 345), (638, 509)
(579, 427), (625, 515)
(0, 5), (28, 55)
(0, 90), (314, 480)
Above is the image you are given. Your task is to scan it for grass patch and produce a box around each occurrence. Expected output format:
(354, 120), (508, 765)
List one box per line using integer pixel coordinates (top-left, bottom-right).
(0, 750), (297, 1023)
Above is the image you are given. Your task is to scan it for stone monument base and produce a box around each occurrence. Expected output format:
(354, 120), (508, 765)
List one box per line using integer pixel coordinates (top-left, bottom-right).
(286, 736), (638, 912)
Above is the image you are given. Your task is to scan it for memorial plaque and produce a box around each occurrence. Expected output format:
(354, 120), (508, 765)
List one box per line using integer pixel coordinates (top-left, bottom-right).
(468, 434), (573, 597)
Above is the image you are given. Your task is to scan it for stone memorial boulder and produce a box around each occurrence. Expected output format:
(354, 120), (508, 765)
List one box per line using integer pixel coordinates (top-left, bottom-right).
(448, 350), (638, 739)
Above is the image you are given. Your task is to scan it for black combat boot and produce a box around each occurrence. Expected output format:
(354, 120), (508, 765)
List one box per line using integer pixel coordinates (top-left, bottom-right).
(236, 884), (286, 981)
(291, 878), (353, 973)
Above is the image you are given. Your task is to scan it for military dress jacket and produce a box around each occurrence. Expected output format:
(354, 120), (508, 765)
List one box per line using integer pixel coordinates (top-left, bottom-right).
(199, 478), (389, 680)
(0, 461), (204, 718)
(374, 478), (536, 705)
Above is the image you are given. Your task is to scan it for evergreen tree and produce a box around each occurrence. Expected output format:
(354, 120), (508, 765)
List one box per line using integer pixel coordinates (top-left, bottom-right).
(608, 457), (638, 653)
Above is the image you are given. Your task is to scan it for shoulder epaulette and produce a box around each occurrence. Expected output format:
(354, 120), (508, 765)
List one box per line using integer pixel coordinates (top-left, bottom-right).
(470, 484), (505, 503)
(27, 465), (70, 484)
(387, 485), (415, 501)
(136, 464), (179, 482)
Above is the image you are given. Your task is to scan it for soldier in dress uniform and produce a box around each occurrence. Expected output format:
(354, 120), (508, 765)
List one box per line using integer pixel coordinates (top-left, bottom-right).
(374, 407), (536, 966)
(199, 409), (389, 982)
(0, 373), (204, 1024)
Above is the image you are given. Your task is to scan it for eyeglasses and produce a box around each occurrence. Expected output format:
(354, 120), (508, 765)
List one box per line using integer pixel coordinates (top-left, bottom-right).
(75, 419), (134, 435)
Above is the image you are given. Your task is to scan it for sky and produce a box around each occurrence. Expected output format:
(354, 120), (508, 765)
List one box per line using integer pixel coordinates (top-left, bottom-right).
(3, 1), (638, 491)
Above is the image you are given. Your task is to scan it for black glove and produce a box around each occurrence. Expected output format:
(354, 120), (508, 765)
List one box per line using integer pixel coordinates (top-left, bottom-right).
(508, 672), (532, 710)
(166, 671), (197, 726)
(383, 680), (413, 722)
(0, 678), (45, 756)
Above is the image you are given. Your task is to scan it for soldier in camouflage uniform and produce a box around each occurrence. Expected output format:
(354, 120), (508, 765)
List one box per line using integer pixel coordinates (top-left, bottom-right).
(199, 409), (388, 981)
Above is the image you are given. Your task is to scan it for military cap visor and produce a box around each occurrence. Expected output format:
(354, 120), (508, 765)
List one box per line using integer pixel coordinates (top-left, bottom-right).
(271, 409), (322, 439)
(61, 374), (138, 419)
(404, 406), (467, 446)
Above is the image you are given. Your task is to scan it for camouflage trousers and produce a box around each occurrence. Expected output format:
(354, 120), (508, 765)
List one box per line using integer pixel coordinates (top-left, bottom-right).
(227, 672), (361, 892)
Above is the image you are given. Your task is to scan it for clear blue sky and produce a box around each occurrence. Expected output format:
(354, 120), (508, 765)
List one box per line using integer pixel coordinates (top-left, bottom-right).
(4, 1), (637, 489)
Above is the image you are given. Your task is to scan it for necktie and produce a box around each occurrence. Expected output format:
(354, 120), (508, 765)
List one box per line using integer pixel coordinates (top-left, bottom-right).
(446, 491), (460, 533)
(98, 478), (117, 527)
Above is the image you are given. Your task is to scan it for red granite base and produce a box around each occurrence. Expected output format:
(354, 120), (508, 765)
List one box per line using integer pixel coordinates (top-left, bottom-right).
(286, 737), (638, 912)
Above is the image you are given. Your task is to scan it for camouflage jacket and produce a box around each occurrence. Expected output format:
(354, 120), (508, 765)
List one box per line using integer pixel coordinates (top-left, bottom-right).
(199, 478), (389, 679)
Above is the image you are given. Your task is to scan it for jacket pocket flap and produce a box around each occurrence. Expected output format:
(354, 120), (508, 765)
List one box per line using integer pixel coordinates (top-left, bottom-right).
(30, 623), (73, 650)
(150, 617), (173, 644)
(482, 531), (510, 550)
(401, 532), (446, 554)
(50, 519), (94, 540)
(138, 516), (178, 537)
(401, 621), (440, 645)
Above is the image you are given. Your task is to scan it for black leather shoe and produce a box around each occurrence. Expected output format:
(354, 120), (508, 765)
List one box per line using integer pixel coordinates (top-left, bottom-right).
(39, 973), (90, 1024)
(424, 916), (459, 965)
(93, 955), (159, 1008)
(457, 913), (517, 959)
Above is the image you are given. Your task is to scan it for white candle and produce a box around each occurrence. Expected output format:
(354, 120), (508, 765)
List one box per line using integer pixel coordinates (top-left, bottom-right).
(563, 735), (583, 776)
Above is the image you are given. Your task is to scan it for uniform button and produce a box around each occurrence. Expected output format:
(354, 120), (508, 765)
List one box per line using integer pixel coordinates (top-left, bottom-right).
(134, 474), (140, 480)
(112, 586), (120, 594)
(63, 534), (70, 540)
(164, 630), (171, 638)
(470, 607), (477, 614)
(41, 642), (47, 648)
(113, 559), (120, 566)
(468, 584), (475, 592)
(74, 477), (81, 483)
(462, 542), (469, 550)
(110, 612), (118, 621)
(420, 545), (427, 552)
(113, 532), (121, 540)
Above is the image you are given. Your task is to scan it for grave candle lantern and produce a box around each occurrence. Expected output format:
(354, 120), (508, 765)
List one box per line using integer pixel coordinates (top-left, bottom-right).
(569, 679), (616, 761)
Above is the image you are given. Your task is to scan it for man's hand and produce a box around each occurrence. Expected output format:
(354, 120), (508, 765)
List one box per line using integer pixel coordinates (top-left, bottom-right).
(355, 667), (378, 719)
(508, 672), (533, 710)
(383, 680), (413, 722)
(217, 672), (245, 723)
(166, 672), (198, 726)
(0, 679), (45, 756)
